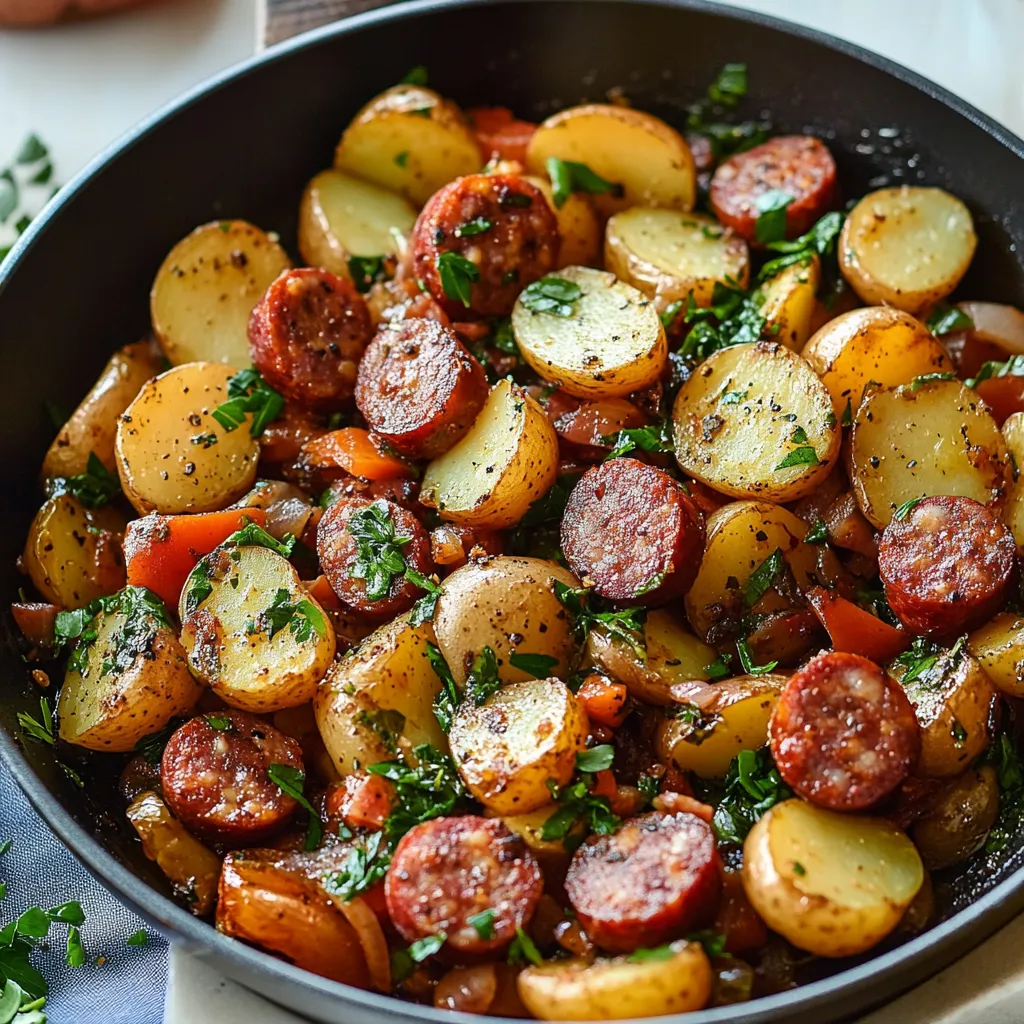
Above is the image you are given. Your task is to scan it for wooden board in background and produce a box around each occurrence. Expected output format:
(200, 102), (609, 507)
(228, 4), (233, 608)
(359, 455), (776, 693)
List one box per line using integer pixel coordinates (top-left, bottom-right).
(261, 0), (397, 47)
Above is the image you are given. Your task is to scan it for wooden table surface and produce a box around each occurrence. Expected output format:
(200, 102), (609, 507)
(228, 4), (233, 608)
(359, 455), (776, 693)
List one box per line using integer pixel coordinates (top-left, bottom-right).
(262, 0), (396, 45)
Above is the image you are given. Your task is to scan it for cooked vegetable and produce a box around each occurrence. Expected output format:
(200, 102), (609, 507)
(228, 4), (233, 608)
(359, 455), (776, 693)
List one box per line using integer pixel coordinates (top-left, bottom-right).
(912, 766), (999, 870)
(523, 173), (602, 269)
(968, 612), (1024, 697)
(758, 257), (820, 351)
(1000, 411), (1024, 551)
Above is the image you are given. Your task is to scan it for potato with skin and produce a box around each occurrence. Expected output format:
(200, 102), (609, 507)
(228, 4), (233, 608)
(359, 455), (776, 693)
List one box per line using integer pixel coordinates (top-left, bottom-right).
(912, 766), (999, 870)
(848, 378), (1012, 528)
(180, 543), (335, 713)
(334, 85), (482, 207)
(968, 613), (1024, 697)
(1000, 411), (1024, 551)
(840, 186), (976, 314)
(491, 804), (583, 863)
(151, 220), (290, 368)
(742, 799), (924, 958)
(511, 266), (666, 400)
(434, 556), (579, 686)
(116, 362), (260, 515)
(43, 339), (164, 480)
(673, 341), (840, 503)
(419, 379), (559, 529)
(759, 257), (820, 351)
(525, 104), (697, 216)
(517, 941), (712, 1020)
(524, 174), (602, 269)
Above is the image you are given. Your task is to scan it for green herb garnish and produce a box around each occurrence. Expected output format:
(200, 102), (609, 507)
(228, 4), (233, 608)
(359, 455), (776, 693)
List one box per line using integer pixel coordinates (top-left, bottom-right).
(437, 251), (479, 307)
(545, 157), (623, 209)
(266, 763), (323, 851)
(520, 275), (582, 317)
(211, 366), (285, 437)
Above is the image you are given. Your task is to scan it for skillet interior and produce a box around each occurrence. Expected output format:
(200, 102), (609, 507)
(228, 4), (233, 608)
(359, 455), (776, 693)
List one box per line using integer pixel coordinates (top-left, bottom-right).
(2, 0), (1024, 1020)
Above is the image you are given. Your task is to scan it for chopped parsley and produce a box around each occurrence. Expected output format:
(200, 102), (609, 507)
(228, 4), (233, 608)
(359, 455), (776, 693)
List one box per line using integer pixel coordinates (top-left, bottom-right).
(391, 932), (446, 983)
(508, 927), (543, 966)
(775, 445), (819, 470)
(400, 65), (428, 86)
(804, 518), (828, 544)
(205, 714), (232, 732)
(545, 157), (623, 209)
(0, 896), (87, 1007)
(966, 353), (1024, 389)
(575, 744), (615, 773)
(685, 63), (770, 159)
(893, 497), (923, 522)
(465, 646), (501, 706)
(554, 581), (647, 662)
(704, 653), (733, 681)
(354, 709), (406, 755)
(437, 251), (479, 307)
(250, 588), (326, 643)
(52, 452), (120, 508)
(467, 909), (496, 940)
(394, 151), (409, 168)
(427, 643), (460, 733)
(985, 732), (1024, 852)
(347, 255), (389, 293)
(603, 420), (673, 460)
(910, 372), (956, 391)
(226, 520), (296, 556)
(520, 275), (582, 317)
(266, 763), (323, 851)
(926, 302), (973, 336)
(744, 549), (786, 608)
(542, 745), (620, 848)
(211, 366), (284, 437)
(679, 280), (766, 361)
(754, 190), (793, 244)
(758, 211), (845, 283)
(735, 636), (778, 675)
(892, 636), (941, 685)
(455, 216), (493, 237)
(712, 748), (792, 845)
(127, 929), (148, 947)
(508, 651), (559, 679)
(16, 698), (54, 747)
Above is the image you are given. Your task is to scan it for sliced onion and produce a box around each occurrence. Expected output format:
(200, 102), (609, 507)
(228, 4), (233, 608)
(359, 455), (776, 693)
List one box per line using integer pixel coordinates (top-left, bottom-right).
(333, 894), (391, 993)
(265, 496), (313, 541)
(959, 301), (1024, 353)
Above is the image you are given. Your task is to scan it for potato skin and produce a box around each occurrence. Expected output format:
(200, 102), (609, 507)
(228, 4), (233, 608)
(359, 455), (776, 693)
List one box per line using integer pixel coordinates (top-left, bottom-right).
(912, 766), (999, 870)
(968, 613), (1024, 696)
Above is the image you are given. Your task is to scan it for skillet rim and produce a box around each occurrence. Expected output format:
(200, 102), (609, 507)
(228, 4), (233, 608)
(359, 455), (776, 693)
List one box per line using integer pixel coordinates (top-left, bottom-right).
(2, 1), (1024, 1021)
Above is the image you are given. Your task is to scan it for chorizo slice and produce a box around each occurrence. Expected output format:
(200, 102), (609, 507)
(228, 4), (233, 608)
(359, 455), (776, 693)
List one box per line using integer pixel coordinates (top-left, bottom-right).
(316, 496), (432, 617)
(878, 495), (1016, 636)
(385, 816), (543, 957)
(770, 651), (920, 812)
(564, 811), (721, 953)
(355, 319), (488, 459)
(710, 135), (837, 242)
(160, 710), (304, 846)
(249, 267), (372, 412)
(411, 173), (559, 319)
(560, 458), (706, 604)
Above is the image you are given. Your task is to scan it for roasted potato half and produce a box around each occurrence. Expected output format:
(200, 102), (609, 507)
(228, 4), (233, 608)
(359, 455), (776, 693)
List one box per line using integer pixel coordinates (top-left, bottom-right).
(150, 220), (290, 368)
(848, 378), (1012, 528)
(1000, 411), (1024, 551)
(450, 678), (587, 815)
(525, 104), (696, 216)
(912, 766), (999, 870)
(968, 612), (1024, 697)
(742, 799), (924, 958)
(419, 379), (559, 529)
(511, 266), (666, 400)
(759, 257), (820, 351)
(115, 361), (260, 515)
(672, 341), (840, 502)
(334, 85), (482, 206)
(839, 186), (976, 314)
(524, 174), (602, 269)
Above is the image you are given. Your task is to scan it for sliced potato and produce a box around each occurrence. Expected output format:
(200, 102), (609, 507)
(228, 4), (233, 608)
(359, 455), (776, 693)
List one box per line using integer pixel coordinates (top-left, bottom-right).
(180, 542), (335, 713)
(839, 186), (976, 314)
(115, 361), (260, 515)
(912, 766), (999, 870)
(604, 208), (749, 315)
(43, 339), (164, 480)
(420, 379), (559, 528)
(524, 174), (602, 269)
(759, 257), (820, 351)
(968, 612), (1024, 697)
(1001, 411), (1024, 551)
(297, 168), (417, 280)
(742, 799), (924, 957)
(150, 220), (290, 367)
(450, 679), (587, 815)
(334, 85), (482, 206)
(801, 306), (950, 417)
(525, 104), (696, 216)
(58, 587), (201, 751)
(848, 378), (1012, 528)
(22, 494), (126, 609)
(517, 941), (711, 1020)
(511, 266), (666, 399)
(492, 804), (583, 862)
(672, 341), (840, 502)
(435, 556), (579, 686)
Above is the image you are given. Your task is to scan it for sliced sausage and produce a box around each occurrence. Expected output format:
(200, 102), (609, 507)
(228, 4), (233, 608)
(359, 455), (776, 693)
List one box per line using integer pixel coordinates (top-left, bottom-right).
(355, 319), (488, 459)
(770, 651), (920, 811)
(560, 458), (706, 604)
(878, 496), (1016, 636)
(317, 496), (432, 617)
(710, 135), (837, 242)
(564, 811), (721, 953)
(249, 267), (373, 412)
(385, 816), (543, 957)
(160, 710), (304, 846)
(411, 173), (559, 319)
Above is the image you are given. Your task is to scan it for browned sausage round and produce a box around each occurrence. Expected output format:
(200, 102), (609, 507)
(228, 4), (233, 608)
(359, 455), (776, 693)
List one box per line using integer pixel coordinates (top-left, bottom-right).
(355, 319), (489, 459)
(411, 173), (559, 319)
(317, 496), (433, 617)
(560, 458), (706, 604)
(710, 135), (837, 242)
(564, 811), (721, 953)
(770, 651), (920, 811)
(385, 816), (543, 957)
(249, 267), (373, 412)
(878, 495), (1016, 636)
(161, 710), (304, 846)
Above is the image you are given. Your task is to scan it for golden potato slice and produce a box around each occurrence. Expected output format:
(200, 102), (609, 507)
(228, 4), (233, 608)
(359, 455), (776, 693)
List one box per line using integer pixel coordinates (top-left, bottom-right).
(180, 542), (335, 713)
(420, 379), (559, 529)
(1001, 411), (1024, 551)
(604, 208), (749, 316)
(672, 341), (840, 502)
(150, 220), (290, 368)
(848, 378), (1012, 528)
(115, 361), (259, 515)
(742, 799), (923, 957)
(523, 174), (601, 269)
(968, 612), (1024, 697)
(912, 766), (999, 870)
(511, 266), (666, 399)
(491, 804), (583, 863)
(43, 339), (164, 480)
(525, 104), (696, 216)
(334, 85), (482, 207)
(57, 588), (201, 752)
(297, 168), (417, 280)
(839, 186), (976, 314)
(434, 556), (579, 686)
(759, 257), (820, 351)
(801, 306), (950, 418)
(517, 941), (711, 1020)
(450, 679), (587, 815)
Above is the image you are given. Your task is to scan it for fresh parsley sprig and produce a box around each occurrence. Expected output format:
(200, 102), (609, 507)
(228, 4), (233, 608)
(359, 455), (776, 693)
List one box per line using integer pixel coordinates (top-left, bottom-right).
(266, 763), (323, 851)
(545, 157), (623, 209)
(603, 420), (674, 460)
(541, 746), (621, 848)
(554, 581), (647, 662)
(685, 63), (770, 159)
(758, 211), (844, 283)
(520, 276), (582, 318)
(926, 302), (973, 337)
(712, 748), (791, 845)
(211, 366), (285, 438)
(437, 251), (479, 307)
(250, 588), (326, 643)
(49, 452), (120, 509)
(1, 134), (58, 264)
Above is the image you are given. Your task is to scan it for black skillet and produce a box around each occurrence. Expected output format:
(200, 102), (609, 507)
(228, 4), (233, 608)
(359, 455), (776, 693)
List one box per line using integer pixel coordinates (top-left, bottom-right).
(2, 1), (1024, 1021)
